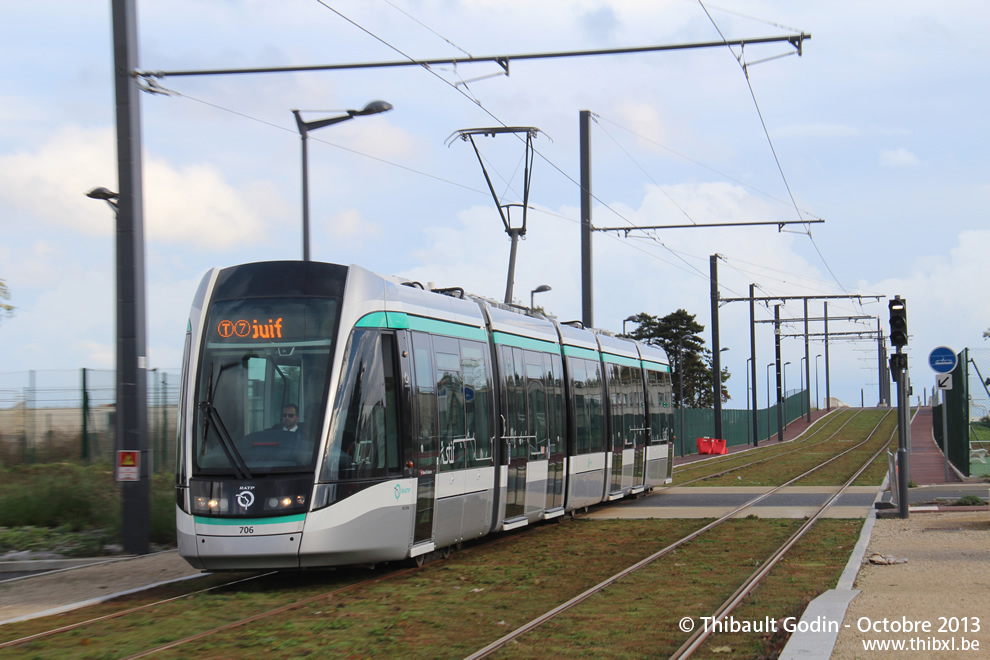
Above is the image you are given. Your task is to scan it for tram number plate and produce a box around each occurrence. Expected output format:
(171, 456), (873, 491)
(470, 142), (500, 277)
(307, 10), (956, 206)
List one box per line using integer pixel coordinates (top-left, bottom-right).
(239, 526), (255, 534)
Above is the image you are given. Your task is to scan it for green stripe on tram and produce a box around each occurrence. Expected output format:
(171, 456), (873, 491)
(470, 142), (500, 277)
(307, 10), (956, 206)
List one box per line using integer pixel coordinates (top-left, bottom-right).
(194, 514), (306, 526)
(562, 344), (600, 361)
(643, 360), (672, 373)
(601, 352), (642, 368)
(356, 312), (487, 341)
(492, 331), (559, 354)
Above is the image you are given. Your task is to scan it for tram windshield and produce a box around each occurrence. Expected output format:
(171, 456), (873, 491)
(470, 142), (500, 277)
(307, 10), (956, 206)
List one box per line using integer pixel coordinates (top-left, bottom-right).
(192, 297), (338, 477)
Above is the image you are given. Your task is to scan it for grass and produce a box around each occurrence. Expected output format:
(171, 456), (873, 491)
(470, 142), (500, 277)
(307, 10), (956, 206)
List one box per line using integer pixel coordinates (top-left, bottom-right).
(694, 410), (892, 488)
(0, 518), (864, 658)
(0, 463), (176, 556)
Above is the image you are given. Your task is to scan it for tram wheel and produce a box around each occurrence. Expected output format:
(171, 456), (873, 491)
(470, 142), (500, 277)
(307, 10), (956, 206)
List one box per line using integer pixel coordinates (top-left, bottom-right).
(440, 545), (453, 559)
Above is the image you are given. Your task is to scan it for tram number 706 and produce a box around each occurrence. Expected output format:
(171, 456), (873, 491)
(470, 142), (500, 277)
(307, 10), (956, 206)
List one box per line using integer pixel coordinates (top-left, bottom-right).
(239, 526), (255, 534)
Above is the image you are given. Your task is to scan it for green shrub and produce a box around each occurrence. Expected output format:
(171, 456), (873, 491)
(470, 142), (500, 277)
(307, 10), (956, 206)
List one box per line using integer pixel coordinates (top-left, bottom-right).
(952, 495), (986, 506)
(0, 462), (177, 551)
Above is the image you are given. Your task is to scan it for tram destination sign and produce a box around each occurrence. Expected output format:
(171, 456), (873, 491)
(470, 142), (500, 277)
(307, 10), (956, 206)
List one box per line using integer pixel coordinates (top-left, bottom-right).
(928, 346), (957, 374)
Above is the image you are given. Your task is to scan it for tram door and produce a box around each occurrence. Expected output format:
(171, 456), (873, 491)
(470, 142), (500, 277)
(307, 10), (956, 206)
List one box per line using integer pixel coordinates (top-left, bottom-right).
(608, 363), (625, 495)
(410, 332), (438, 545)
(608, 364), (645, 495)
(502, 346), (528, 521)
(631, 370), (647, 489)
(545, 354), (566, 511)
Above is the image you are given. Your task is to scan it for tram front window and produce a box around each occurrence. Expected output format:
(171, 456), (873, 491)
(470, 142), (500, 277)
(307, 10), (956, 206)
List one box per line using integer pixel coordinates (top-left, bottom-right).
(193, 298), (337, 476)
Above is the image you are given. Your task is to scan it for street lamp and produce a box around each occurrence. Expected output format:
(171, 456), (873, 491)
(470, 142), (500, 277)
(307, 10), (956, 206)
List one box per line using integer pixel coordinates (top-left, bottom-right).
(87, 187), (119, 211)
(85, 184), (149, 556)
(782, 361), (792, 429)
(622, 315), (638, 335)
(678, 334), (690, 456)
(766, 361), (775, 443)
(292, 100), (393, 261)
(530, 284), (551, 309)
(815, 354), (823, 412)
(714, 347), (729, 439)
(745, 357), (753, 446)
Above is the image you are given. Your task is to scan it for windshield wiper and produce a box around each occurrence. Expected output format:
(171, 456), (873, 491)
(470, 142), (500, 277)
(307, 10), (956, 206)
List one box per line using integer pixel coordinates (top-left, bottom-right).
(199, 361), (253, 480)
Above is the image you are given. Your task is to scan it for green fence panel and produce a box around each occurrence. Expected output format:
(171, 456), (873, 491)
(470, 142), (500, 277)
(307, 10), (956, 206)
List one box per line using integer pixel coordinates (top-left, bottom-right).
(673, 390), (808, 456)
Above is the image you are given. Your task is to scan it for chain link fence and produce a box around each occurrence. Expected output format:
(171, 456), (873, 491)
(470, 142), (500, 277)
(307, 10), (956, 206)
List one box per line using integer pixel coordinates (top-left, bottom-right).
(675, 389), (808, 456)
(1, 369), (812, 464)
(0, 369), (179, 469)
(930, 347), (990, 479)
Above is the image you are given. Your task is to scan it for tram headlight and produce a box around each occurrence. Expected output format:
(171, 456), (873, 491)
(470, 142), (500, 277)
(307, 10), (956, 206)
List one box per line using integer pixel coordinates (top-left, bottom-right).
(193, 496), (229, 513)
(264, 494), (306, 510)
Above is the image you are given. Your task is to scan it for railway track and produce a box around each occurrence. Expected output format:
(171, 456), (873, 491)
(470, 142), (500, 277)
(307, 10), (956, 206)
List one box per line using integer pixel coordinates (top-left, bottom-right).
(0, 410), (896, 658)
(465, 408), (895, 658)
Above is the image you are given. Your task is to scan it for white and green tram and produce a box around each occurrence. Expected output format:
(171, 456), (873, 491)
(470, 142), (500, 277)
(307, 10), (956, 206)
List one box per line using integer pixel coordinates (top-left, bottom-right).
(175, 261), (673, 570)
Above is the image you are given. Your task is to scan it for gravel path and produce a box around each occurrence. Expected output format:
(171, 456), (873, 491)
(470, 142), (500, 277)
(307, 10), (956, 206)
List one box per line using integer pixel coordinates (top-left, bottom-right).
(832, 511), (990, 658)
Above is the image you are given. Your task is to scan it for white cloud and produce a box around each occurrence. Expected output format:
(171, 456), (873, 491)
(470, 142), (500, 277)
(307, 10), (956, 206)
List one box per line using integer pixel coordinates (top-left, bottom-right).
(879, 148), (921, 168)
(0, 125), (280, 250)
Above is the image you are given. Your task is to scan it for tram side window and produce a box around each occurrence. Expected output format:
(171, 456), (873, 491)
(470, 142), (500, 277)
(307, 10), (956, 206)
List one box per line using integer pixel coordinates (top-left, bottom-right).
(622, 365), (645, 445)
(321, 329), (391, 481)
(548, 354), (564, 454)
(525, 353), (547, 453)
(568, 356), (606, 455)
(607, 363), (625, 445)
(569, 357), (590, 454)
(460, 340), (493, 464)
(435, 336), (466, 471)
(658, 370), (673, 443)
(412, 332), (437, 474)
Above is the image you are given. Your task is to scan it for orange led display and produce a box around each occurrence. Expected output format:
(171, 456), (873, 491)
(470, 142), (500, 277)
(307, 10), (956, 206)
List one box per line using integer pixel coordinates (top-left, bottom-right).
(215, 318), (284, 340)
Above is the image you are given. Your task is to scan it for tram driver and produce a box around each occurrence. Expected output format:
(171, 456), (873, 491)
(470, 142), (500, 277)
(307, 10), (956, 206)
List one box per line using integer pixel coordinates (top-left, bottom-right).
(274, 404), (306, 434)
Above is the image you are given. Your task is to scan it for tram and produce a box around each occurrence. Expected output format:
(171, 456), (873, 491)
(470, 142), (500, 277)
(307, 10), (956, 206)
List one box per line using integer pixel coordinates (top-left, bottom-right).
(175, 261), (674, 570)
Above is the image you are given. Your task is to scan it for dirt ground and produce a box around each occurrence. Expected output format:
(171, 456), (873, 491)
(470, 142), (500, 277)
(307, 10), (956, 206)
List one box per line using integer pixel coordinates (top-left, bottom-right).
(0, 551), (204, 624)
(832, 510), (990, 658)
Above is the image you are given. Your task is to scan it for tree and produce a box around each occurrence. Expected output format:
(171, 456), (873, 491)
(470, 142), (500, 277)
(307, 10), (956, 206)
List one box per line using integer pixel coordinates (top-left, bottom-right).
(623, 309), (730, 408)
(0, 278), (13, 324)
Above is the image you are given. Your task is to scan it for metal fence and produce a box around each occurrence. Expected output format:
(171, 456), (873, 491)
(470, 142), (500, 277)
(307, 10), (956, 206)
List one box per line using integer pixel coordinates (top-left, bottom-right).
(674, 389), (808, 456)
(1, 368), (812, 466)
(0, 368), (179, 469)
(931, 347), (990, 478)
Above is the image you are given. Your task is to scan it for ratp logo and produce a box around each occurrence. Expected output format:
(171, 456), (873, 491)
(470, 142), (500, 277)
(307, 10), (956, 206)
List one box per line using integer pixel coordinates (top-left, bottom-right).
(393, 483), (412, 500)
(236, 491), (255, 508)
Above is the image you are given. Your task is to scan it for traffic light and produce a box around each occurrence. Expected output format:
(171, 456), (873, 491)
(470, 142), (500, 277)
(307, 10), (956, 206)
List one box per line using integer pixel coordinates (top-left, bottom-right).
(889, 296), (908, 347)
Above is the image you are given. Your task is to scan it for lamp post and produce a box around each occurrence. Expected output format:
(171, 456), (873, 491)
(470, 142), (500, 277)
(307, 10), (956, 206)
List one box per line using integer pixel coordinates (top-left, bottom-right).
(622, 315), (638, 335)
(530, 284), (551, 309)
(782, 360), (792, 429)
(766, 361), (775, 442)
(799, 355), (808, 418)
(745, 356), (753, 446)
(292, 100), (393, 261)
(678, 334), (688, 456)
(815, 354), (822, 412)
(715, 346), (729, 439)
(86, 184), (149, 555)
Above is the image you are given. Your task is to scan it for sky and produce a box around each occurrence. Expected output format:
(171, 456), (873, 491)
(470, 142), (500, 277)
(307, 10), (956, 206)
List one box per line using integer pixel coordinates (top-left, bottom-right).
(1, 0), (989, 410)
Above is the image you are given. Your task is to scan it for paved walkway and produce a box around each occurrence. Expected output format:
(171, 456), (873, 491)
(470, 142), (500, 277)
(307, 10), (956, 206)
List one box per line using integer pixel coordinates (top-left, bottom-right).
(907, 405), (962, 485)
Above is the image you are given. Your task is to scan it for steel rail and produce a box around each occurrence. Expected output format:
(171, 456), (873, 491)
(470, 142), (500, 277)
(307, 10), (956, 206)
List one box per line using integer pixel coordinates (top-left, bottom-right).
(0, 571), (278, 650)
(671, 409), (896, 658)
(464, 409), (892, 659)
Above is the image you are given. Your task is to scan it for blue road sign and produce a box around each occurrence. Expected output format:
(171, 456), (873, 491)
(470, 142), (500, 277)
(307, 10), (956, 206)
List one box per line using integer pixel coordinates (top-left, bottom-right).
(928, 346), (957, 374)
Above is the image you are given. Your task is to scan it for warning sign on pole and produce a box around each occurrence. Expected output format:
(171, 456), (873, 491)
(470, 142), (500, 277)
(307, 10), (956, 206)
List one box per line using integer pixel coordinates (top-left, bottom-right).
(117, 450), (140, 482)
